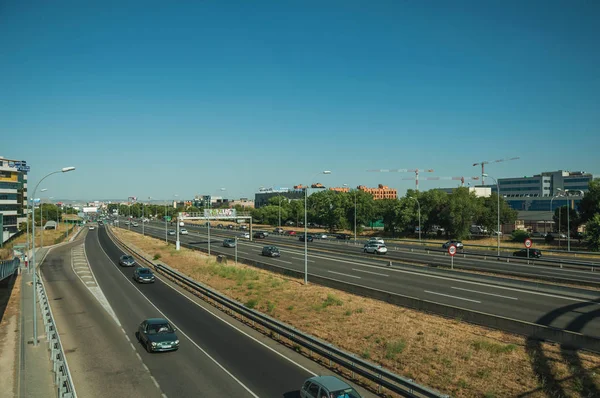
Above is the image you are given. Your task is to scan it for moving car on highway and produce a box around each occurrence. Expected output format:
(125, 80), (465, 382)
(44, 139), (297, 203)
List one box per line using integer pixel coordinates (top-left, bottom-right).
(300, 375), (361, 398)
(119, 255), (136, 267)
(132, 222), (139, 227)
(314, 233), (328, 239)
(89, 226), (95, 230)
(180, 228), (188, 235)
(261, 246), (280, 257)
(222, 238), (236, 248)
(285, 230), (296, 236)
(299, 234), (314, 242)
(133, 267), (156, 283)
(240, 232), (250, 239)
(442, 240), (464, 250)
(168, 230), (176, 236)
(137, 318), (179, 353)
(513, 248), (542, 258)
(336, 233), (351, 240)
(363, 243), (388, 255)
(368, 237), (385, 245)
(253, 232), (266, 239)
(273, 227), (284, 234)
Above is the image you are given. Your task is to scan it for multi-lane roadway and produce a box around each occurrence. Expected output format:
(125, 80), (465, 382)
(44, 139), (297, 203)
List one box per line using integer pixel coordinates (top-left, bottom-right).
(118, 220), (600, 337)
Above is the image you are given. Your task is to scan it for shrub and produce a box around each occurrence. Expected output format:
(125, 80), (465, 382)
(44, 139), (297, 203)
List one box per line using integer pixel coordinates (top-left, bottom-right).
(385, 339), (406, 359)
(544, 234), (555, 244)
(322, 293), (343, 308)
(153, 253), (161, 261)
(472, 339), (516, 354)
(244, 299), (258, 309)
(511, 230), (530, 243)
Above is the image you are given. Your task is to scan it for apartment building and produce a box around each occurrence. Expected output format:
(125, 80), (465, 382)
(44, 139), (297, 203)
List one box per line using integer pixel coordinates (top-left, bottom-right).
(0, 156), (28, 242)
(357, 184), (397, 200)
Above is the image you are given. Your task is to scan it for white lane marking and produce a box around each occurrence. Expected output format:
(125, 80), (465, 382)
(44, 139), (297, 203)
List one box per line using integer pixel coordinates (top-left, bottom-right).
(104, 228), (319, 378)
(451, 286), (518, 300)
(424, 290), (481, 303)
(95, 232), (261, 397)
(352, 268), (388, 277)
(292, 257), (314, 262)
(236, 251), (249, 255)
(79, 275), (94, 279)
(328, 271), (361, 279)
(271, 258), (292, 265)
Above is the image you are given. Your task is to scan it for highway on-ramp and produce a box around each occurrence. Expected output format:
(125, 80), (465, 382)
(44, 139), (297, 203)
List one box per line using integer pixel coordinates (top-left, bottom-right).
(122, 222), (600, 338)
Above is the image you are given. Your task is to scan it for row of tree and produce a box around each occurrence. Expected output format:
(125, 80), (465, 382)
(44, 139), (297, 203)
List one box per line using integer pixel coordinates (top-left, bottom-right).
(575, 180), (600, 251)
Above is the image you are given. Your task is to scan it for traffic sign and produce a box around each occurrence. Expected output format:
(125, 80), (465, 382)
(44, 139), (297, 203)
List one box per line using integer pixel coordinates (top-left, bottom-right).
(524, 238), (532, 248)
(448, 245), (457, 256)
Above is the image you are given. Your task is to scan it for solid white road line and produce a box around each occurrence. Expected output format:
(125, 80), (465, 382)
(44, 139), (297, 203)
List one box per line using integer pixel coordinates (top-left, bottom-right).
(352, 269), (388, 277)
(328, 271), (361, 279)
(291, 257), (314, 262)
(451, 286), (518, 300)
(271, 259), (292, 265)
(424, 290), (481, 303)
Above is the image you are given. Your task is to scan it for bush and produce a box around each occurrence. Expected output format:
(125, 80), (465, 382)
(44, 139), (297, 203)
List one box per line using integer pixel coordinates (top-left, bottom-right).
(511, 230), (530, 243)
(153, 253), (161, 261)
(544, 234), (555, 244)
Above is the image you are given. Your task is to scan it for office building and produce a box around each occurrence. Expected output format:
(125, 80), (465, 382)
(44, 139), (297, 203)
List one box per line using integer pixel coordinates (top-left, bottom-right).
(254, 185), (327, 208)
(0, 156), (28, 242)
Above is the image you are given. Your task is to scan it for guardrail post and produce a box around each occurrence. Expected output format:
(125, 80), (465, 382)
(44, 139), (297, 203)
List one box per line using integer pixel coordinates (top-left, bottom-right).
(377, 365), (383, 394)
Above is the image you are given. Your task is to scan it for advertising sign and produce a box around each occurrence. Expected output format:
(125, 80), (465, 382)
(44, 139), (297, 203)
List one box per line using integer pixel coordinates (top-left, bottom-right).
(204, 208), (237, 218)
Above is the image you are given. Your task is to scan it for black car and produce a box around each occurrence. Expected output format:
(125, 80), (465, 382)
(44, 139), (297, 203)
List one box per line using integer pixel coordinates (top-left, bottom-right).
(133, 267), (156, 283)
(119, 255), (136, 267)
(513, 249), (542, 258)
(299, 234), (314, 242)
(227, 225), (234, 230)
(217, 223), (224, 228)
(442, 240), (464, 250)
(262, 246), (281, 257)
(137, 318), (179, 352)
(336, 234), (351, 240)
(253, 232), (267, 239)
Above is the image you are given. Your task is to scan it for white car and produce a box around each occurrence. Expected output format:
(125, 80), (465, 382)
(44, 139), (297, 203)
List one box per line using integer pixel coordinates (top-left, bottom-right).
(89, 226), (95, 230)
(240, 232), (250, 239)
(363, 243), (387, 255)
(168, 230), (176, 236)
(368, 237), (385, 245)
(315, 233), (328, 239)
(180, 228), (188, 235)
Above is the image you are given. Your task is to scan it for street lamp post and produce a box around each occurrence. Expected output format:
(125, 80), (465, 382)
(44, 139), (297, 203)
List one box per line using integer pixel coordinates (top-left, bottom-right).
(483, 174), (500, 256)
(31, 167), (75, 346)
(409, 196), (421, 243)
(564, 190), (585, 252)
(38, 189), (48, 248)
(304, 171), (331, 285)
(344, 184), (358, 243)
(207, 188), (226, 256)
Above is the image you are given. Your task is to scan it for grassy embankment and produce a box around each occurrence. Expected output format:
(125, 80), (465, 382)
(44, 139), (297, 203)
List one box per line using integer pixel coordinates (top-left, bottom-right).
(113, 227), (600, 397)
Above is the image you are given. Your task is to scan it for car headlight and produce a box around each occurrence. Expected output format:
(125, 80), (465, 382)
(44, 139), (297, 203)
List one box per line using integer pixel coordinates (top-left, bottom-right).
(151, 342), (157, 347)
(174, 340), (179, 345)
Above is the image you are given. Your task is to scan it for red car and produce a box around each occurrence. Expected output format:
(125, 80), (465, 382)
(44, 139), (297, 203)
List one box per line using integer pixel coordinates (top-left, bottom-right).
(285, 230), (297, 236)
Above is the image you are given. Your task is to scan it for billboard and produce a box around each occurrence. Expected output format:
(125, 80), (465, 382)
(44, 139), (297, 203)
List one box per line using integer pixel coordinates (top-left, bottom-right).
(204, 208), (236, 218)
(83, 207), (98, 213)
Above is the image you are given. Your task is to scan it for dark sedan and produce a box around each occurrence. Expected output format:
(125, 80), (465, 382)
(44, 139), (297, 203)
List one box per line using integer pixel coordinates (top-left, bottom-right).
(119, 255), (136, 267)
(137, 318), (179, 353)
(299, 234), (314, 242)
(513, 249), (542, 258)
(133, 267), (155, 283)
(253, 232), (267, 239)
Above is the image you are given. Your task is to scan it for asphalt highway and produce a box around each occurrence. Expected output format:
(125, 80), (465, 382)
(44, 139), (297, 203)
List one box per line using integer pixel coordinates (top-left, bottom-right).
(121, 221), (600, 337)
(89, 225), (373, 397)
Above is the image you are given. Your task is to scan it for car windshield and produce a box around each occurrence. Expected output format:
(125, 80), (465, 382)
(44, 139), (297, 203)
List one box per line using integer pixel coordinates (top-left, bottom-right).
(331, 388), (361, 398)
(148, 323), (174, 334)
(138, 269), (151, 275)
(124, 256), (133, 261)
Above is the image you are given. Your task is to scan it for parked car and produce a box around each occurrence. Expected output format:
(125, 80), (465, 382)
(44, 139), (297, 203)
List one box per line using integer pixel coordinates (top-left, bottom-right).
(261, 246), (281, 257)
(227, 225), (234, 230)
(180, 228), (188, 235)
(285, 230), (297, 236)
(363, 243), (388, 255)
(132, 222), (139, 227)
(531, 231), (547, 238)
(240, 232), (250, 239)
(442, 240), (464, 250)
(336, 233), (351, 240)
(548, 232), (567, 239)
(513, 248), (542, 258)
(168, 230), (176, 236)
(217, 223), (224, 228)
(119, 255), (136, 267)
(136, 318), (179, 353)
(285, 221), (295, 226)
(133, 267), (156, 283)
(273, 227), (284, 234)
(253, 232), (267, 239)
(368, 237), (385, 245)
(239, 224), (248, 230)
(299, 234), (314, 242)
(300, 375), (362, 398)
(222, 238), (236, 248)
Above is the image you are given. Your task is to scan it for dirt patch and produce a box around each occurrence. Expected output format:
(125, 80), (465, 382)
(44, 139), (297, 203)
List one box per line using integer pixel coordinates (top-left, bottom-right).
(0, 275), (21, 396)
(113, 228), (600, 397)
(0, 224), (76, 260)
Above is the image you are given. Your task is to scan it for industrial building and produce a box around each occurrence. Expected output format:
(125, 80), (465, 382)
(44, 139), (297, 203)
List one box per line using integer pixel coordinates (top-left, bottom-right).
(0, 156), (28, 243)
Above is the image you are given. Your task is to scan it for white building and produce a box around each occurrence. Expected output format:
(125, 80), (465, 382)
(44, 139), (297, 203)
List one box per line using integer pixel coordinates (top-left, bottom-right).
(0, 156), (28, 243)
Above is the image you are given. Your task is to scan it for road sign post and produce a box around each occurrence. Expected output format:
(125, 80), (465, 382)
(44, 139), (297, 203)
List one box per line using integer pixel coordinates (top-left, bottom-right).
(448, 244), (457, 270)
(524, 238), (532, 263)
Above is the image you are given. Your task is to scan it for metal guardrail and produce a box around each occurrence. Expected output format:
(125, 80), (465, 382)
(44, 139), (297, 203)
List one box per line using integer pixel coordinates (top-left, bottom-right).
(0, 258), (20, 282)
(108, 226), (448, 398)
(36, 273), (77, 397)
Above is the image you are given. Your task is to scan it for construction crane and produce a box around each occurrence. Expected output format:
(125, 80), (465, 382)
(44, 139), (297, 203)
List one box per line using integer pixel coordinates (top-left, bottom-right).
(473, 157), (520, 185)
(367, 169), (434, 191)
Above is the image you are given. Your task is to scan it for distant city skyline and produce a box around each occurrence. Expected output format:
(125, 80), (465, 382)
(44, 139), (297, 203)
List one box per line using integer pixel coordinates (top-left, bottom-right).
(2, 1), (598, 200)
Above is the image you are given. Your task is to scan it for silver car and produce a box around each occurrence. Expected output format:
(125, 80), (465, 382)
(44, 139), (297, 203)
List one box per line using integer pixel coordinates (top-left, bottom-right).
(119, 255), (136, 267)
(363, 243), (388, 255)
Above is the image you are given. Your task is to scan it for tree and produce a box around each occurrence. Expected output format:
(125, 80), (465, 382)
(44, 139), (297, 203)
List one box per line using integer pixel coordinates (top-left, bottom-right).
(477, 194), (518, 234)
(373, 199), (402, 233)
(419, 189), (449, 235)
(446, 187), (482, 240)
(585, 214), (600, 251)
(578, 179), (600, 223)
(553, 206), (581, 235)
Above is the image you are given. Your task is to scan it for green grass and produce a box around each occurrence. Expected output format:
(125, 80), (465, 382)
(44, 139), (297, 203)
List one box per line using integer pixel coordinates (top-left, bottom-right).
(266, 301), (275, 313)
(244, 299), (258, 309)
(208, 263), (259, 285)
(322, 293), (343, 308)
(360, 349), (371, 359)
(153, 253), (161, 260)
(384, 339), (406, 359)
(472, 340), (517, 354)
(286, 305), (294, 311)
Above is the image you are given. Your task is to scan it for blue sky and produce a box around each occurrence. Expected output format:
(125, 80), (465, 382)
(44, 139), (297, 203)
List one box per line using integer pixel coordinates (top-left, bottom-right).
(2, 0), (598, 201)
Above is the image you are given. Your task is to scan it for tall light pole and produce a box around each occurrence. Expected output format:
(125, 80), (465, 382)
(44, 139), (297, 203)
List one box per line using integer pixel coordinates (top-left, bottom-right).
(564, 190), (585, 252)
(278, 194), (282, 228)
(409, 196), (421, 243)
(207, 188), (225, 256)
(344, 184), (358, 243)
(166, 194), (177, 244)
(31, 166), (75, 346)
(483, 174), (500, 256)
(38, 189), (48, 248)
(304, 171), (331, 285)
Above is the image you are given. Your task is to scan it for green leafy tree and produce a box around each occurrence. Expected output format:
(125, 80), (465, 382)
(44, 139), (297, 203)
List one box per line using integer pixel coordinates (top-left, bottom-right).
(477, 194), (518, 234)
(553, 206), (580, 235)
(578, 179), (600, 223)
(373, 199), (402, 233)
(585, 214), (600, 251)
(447, 187), (482, 240)
(419, 189), (449, 235)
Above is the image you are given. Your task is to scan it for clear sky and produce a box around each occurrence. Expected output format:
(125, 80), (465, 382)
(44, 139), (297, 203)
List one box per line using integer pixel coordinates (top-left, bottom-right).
(2, 0), (598, 201)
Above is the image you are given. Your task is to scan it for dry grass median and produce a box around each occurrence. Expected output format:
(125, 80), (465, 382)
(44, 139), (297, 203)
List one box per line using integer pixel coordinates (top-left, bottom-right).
(113, 228), (600, 397)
